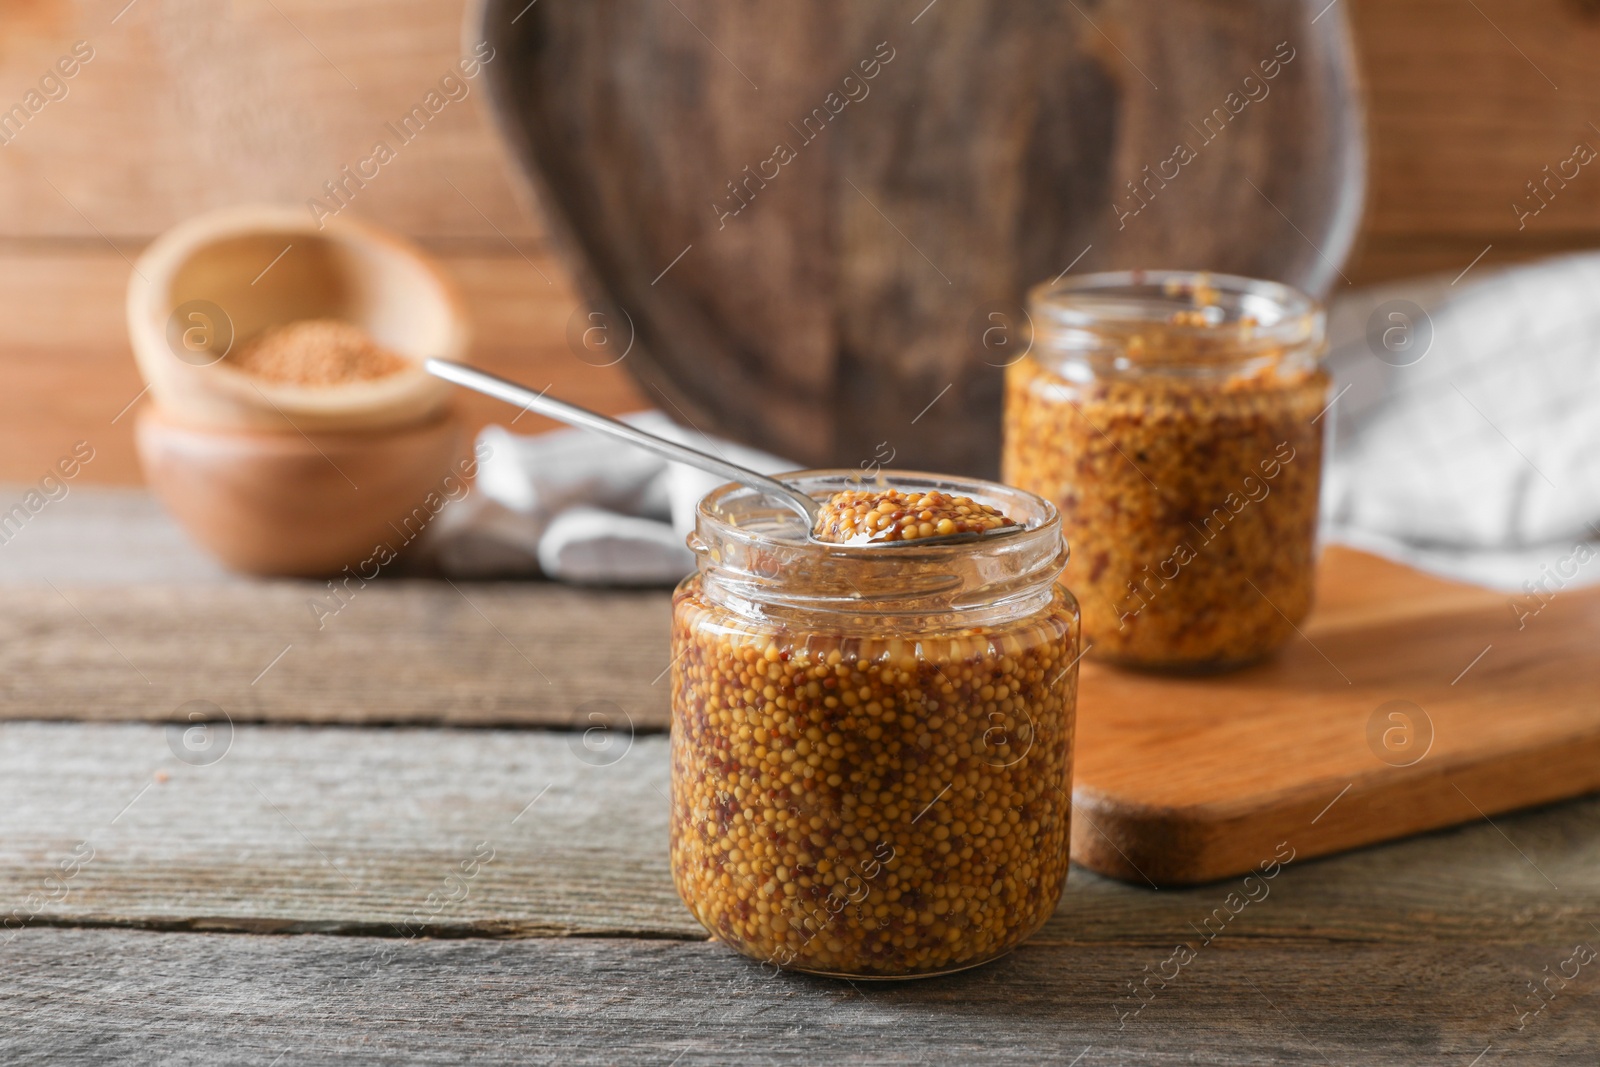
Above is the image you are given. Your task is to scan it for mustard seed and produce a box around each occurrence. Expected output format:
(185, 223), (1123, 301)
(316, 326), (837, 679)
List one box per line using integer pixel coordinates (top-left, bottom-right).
(812, 489), (1017, 545)
(1005, 272), (1326, 669)
(670, 579), (1079, 978)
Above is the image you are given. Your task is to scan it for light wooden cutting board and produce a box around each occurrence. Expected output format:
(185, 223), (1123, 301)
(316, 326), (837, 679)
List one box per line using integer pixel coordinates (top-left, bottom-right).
(1070, 546), (1600, 885)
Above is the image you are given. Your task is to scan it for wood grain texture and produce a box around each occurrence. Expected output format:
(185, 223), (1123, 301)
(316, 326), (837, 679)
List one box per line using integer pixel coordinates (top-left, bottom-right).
(0, 247), (641, 486)
(0, 489), (682, 730)
(480, 0), (1363, 477)
(1073, 550), (1600, 885)
(0, 0), (537, 243)
(4, 721), (1600, 949)
(0, 724), (688, 938)
(1352, 0), (1600, 239)
(1341, 0), (1600, 282)
(8, 500), (1598, 895)
(0, 581), (672, 727)
(0, 488), (232, 586)
(3, 929), (1599, 1065)
(6, 3), (1600, 486)
(0, 0), (1592, 258)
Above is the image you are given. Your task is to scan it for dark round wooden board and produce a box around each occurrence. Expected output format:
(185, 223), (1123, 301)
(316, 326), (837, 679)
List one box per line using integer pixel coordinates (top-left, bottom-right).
(476, 0), (1365, 476)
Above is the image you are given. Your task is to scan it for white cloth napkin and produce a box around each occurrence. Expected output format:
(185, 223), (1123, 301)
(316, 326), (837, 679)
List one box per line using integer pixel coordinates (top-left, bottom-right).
(1321, 252), (1600, 594)
(429, 252), (1600, 594)
(427, 412), (792, 585)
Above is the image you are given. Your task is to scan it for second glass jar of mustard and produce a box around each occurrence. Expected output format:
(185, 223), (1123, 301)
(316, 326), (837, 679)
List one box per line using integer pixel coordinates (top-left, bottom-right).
(1002, 270), (1328, 671)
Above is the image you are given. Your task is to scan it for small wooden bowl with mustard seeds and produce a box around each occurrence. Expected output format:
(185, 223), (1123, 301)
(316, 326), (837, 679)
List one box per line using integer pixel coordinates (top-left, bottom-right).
(128, 205), (471, 576)
(127, 203), (467, 434)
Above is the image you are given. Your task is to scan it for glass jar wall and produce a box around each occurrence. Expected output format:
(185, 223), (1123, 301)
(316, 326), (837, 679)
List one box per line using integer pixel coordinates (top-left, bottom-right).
(669, 472), (1080, 979)
(1003, 270), (1328, 671)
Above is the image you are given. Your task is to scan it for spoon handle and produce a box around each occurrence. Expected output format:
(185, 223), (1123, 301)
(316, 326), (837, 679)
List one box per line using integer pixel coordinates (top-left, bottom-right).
(424, 359), (819, 524)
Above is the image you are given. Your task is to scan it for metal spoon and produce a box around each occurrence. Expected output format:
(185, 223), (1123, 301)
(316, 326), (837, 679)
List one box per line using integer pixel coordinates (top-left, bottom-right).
(425, 359), (1022, 547)
(426, 359), (820, 526)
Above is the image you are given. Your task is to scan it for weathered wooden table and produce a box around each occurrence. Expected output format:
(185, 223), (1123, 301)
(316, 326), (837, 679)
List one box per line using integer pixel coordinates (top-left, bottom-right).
(3, 490), (1596, 1064)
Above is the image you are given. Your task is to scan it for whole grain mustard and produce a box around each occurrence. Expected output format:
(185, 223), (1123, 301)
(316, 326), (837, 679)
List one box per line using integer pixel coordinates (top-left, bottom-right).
(812, 488), (1016, 544)
(670, 475), (1079, 978)
(1002, 271), (1328, 670)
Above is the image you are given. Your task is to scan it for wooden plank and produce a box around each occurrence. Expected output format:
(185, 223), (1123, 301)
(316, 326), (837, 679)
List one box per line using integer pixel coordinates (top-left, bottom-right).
(0, 0), (539, 243)
(1, 0), (1597, 302)
(1073, 551), (1600, 884)
(0, 486), (667, 728)
(5, 1), (1600, 483)
(0, 583), (673, 727)
(0, 488), (229, 586)
(1, 0), (1597, 259)
(1344, 0), (1600, 281)
(1351, 0), (1600, 238)
(0, 724), (690, 938)
(13, 523), (1600, 896)
(1347, 231), (1600, 289)
(0, 517), (1484, 727)
(4, 722), (1599, 947)
(8, 0), (1598, 247)
(9, 498), (1598, 895)
(4, 929), (1598, 1064)
(0, 247), (643, 486)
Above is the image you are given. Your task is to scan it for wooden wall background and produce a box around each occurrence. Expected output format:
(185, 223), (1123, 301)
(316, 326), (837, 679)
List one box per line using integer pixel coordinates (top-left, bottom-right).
(2, 0), (1599, 484)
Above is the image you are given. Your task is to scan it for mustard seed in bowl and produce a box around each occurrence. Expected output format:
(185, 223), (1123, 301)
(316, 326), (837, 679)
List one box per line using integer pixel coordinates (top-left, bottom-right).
(226, 318), (411, 386)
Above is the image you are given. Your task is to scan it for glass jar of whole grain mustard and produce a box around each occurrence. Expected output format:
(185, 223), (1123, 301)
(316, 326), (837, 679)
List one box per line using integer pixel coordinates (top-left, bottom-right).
(669, 472), (1080, 978)
(1003, 270), (1328, 671)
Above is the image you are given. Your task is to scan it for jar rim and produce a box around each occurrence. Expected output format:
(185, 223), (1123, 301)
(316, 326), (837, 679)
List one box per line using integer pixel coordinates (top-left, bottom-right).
(1028, 268), (1323, 359)
(690, 469), (1067, 622)
(694, 468), (1061, 554)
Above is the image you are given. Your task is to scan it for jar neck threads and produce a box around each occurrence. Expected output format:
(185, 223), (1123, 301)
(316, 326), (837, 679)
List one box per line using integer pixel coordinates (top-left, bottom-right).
(689, 471), (1066, 631)
(1027, 269), (1325, 382)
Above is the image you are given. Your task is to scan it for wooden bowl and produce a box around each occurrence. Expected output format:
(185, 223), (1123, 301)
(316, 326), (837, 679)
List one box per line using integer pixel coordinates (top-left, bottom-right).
(135, 406), (467, 577)
(127, 204), (470, 433)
